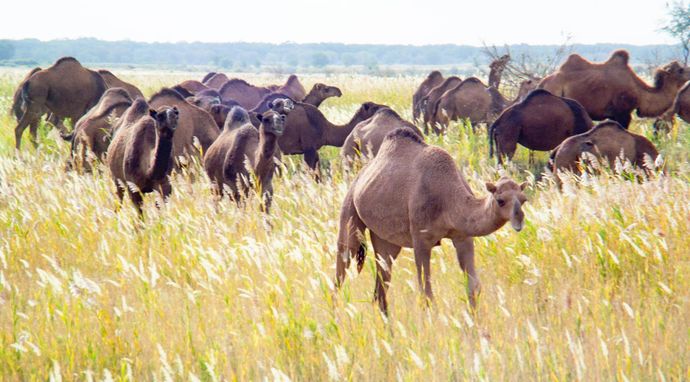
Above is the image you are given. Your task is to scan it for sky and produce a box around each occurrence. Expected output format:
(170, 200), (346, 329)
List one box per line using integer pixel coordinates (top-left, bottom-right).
(0, 0), (678, 46)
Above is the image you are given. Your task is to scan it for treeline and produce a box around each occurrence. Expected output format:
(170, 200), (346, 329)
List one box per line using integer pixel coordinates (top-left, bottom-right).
(0, 38), (683, 71)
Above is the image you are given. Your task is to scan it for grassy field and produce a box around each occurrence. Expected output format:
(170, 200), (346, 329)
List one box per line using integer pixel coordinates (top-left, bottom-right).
(0, 68), (689, 381)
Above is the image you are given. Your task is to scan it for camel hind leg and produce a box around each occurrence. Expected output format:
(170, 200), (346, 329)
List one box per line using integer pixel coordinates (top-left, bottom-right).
(14, 112), (39, 150)
(335, 190), (367, 288)
(370, 232), (400, 315)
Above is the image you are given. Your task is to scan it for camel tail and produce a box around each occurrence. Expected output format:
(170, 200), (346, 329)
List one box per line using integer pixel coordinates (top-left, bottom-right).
(355, 242), (366, 273)
(563, 98), (591, 134)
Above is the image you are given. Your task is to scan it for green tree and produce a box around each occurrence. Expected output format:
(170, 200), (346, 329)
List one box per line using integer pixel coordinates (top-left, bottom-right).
(311, 52), (329, 67)
(662, 1), (690, 64)
(0, 40), (15, 61)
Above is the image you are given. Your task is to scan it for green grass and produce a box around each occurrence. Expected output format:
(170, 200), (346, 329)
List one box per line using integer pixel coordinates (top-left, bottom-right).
(0, 68), (689, 380)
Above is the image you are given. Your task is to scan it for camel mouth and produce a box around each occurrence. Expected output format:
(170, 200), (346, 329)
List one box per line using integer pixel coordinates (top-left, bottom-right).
(511, 220), (524, 232)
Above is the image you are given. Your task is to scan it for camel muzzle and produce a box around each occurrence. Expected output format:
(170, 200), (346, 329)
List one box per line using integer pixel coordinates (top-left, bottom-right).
(510, 199), (524, 232)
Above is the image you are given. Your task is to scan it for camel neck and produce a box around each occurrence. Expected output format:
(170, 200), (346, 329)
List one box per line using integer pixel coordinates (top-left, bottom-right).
(453, 195), (507, 238)
(637, 75), (679, 117)
(148, 132), (174, 182)
(324, 112), (362, 147)
(257, 129), (279, 161)
(303, 90), (323, 107)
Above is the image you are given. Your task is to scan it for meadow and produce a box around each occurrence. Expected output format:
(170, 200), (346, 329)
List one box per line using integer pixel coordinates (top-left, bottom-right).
(0, 68), (688, 381)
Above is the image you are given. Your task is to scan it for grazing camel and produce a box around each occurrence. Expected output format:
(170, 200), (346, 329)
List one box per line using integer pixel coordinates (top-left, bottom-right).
(278, 101), (386, 172)
(65, 87), (133, 172)
(203, 106), (290, 212)
(489, 89), (593, 163)
(539, 50), (690, 127)
(97, 70), (144, 99)
(218, 79), (272, 109)
(421, 76), (462, 131)
(413, 71), (444, 121)
(13, 57), (107, 149)
(655, 81), (690, 133)
(148, 88), (219, 159)
(341, 107), (423, 161)
(551, 120), (659, 176)
(335, 128), (528, 314)
(107, 103), (179, 216)
(431, 77), (536, 130)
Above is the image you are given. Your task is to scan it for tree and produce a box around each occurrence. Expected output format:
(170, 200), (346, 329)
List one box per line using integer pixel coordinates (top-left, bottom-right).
(0, 40), (15, 61)
(311, 52), (330, 68)
(662, 1), (690, 65)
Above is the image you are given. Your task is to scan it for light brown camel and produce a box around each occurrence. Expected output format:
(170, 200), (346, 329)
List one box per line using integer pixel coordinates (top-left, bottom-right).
(97, 70), (144, 99)
(66, 87), (133, 172)
(13, 57), (107, 149)
(278, 101), (386, 172)
(655, 81), (690, 133)
(335, 128), (528, 314)
(341, 107), (423, 160)
(421, 76), (462, 132)
(203, 107), (290, 212)
(218, 79), (272, 109)
(489, 89), (593, 163)
(203, 73), (230, 89)
(10, 67), (62, 147)
(431, 77), (536, 130)
(413, 71), (444, 121)
(148, 88), (219, 159)
(551, 120), (659, 176)
(539, 50), (690, 127)
(107, 103), (179, 216)
(172, 80), (210, 97)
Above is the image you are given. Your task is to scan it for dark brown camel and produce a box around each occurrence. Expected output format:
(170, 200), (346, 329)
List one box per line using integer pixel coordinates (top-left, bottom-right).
(335, 128), (528, 314)
(489, 89), (593, 163)
(218, 79), (272, 109)
(13, 57), (107, 149)
(413, 71), (444, 121)
(107, 102), (179, 216)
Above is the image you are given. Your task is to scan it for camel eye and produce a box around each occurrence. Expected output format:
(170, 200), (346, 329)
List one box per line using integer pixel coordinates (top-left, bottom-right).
(497, 199), (506, 207)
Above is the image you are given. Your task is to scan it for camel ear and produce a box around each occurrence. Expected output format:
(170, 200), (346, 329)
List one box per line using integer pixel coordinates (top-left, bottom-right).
(520, 181), (528, 191)
(149, 109), (157, 118)
(485, 182), (497, 193)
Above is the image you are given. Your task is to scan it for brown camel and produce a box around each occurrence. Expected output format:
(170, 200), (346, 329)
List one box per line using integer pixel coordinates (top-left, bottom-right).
(421, 76), (462, 132)
(335, 128), (528, 314)
(97, 70), (144, 99)
(66, 87), (133, 172)
(431, 77), (537, 130)
(551, 120), (659, 176)
(341, 108), (423, 160)
(278, 101), (386, 172)
(173, 80), (210, 97)
(489, 89), (593, 163)
(107, 103), (179, 216)
(14, 57), (107, 149)
(218, 79), (272, 109)
(413, 71), (444, 121)
(203, 107), (290, 212)
(655, 81), (690, 133)
(269, 75), (307, 101)
(148, 88), (219, 159)
(203, 73), (230, 89)
(10, 67), (62, 147)
(302, 83), (343, 107)
(539, 50), (690, 127)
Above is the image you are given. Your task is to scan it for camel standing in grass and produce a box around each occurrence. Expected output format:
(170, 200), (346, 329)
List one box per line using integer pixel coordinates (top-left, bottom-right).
(421, 76), (462, 131)
(413, 71), (444, 121)
(335, 128), (528, 314)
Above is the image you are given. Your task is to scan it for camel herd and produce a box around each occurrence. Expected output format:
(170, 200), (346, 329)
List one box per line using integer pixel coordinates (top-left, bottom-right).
(8, 49), (690, 314)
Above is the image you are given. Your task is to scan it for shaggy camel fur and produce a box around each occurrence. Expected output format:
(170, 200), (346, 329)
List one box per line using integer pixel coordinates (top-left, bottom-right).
(107, 103), (179, 216)
(539, 50), (690, 127)
(489, 89), (593, 163)
(341, 108), (423, 161)
(14, 57), (106, 149)
(335, 128), (528, 314)
(413, 71), (444, 121)
(551, 120), (659, 176)
(97, 70), (144, 99)
(203, 107), (290, 212)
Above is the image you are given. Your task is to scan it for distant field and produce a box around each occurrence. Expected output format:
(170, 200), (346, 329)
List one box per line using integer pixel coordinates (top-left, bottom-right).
(0, 68), (688, 380)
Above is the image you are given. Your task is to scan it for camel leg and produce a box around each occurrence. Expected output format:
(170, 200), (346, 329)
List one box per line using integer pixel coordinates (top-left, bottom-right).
(156, 180), (173, 209)
(261, 184), (274, 214)
(29, 120), (40, 148)
(412, 237), (434, 304)
(14, 112), (37, 150)
(128, 191), (144, 218)
(370, 232), (400, 315)
(335, 190), (366, 288)
(452, 237), (480, 308)
(303, 148), (321, 182)
(494, 129), (519, 165)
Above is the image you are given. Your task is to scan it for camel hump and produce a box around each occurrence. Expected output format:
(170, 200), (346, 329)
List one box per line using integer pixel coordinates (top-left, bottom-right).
(521, 88), (552, 103)
(201, 72), (217, 83)
(286, 74), (300, 84)
(150, 87), (186, 103)
(130, 97), (151, 115)
(559, 54), (591, 71)
(223, 78), (252, 88)
(594, 119), (626, 132)
(224, 106), (250, 131)
(104, 87), (132, 100)
(384, 127), (425, 145)
(607, 50), (630, 66)
(428, 70), (443, 79)
(53, 56), (82, 67)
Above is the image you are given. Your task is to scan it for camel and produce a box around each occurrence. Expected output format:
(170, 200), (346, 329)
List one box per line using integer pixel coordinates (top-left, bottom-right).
(341, 108), (423, 161)
(489, 89), (593, 163)
(551, 120), (659, 176)
(172, 80), (210, 97)
(203, 107), (290, 212)
(186, 93), (221, 112)
(107, 103), (179, 216)
(9, 67), (61, 147)
(421, 76), (462, 132)
(655, 81), (690, 133)
(431, 77), (537, 130)
(203, 73), (230, 89)
(335, 128), (528, 314)
(65, 87), (133, 172)
(13, 57), (107, 149)
(148, 88), (219, 159)
(413, 71), (444, 121)
(97, 70), (144, 99)
(278, 101), (386, 172)
(269, 75), (307, 101)
(302, 83), (342, 107)
(539, 50), (690, 127)
(218, 79), (272, 109)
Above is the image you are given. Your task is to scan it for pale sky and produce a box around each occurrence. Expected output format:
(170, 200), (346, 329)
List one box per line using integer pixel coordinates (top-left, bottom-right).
(0, 0), (677, 46)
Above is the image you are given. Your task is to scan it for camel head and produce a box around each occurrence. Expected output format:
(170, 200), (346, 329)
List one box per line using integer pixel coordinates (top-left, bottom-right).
(268, 98), (294, 115)
(653, 61), (690, 89)
(312, 83), (342, 98)
(485, 177), (528, 232)
(257, 110), (286, 136)
(150, 106), (179, 139)
(355, 102), (386, 121)
(516, 78), (539, 100)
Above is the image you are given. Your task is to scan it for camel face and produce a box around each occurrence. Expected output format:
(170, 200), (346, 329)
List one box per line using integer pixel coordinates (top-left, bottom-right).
(268, 98), (294, 115)
(187, 95), (220, 112)
(258, 110), (286, 136)
(152, 106), (179, 139)
(486, 179), (528, 232)
(316, 84), (342, 98)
